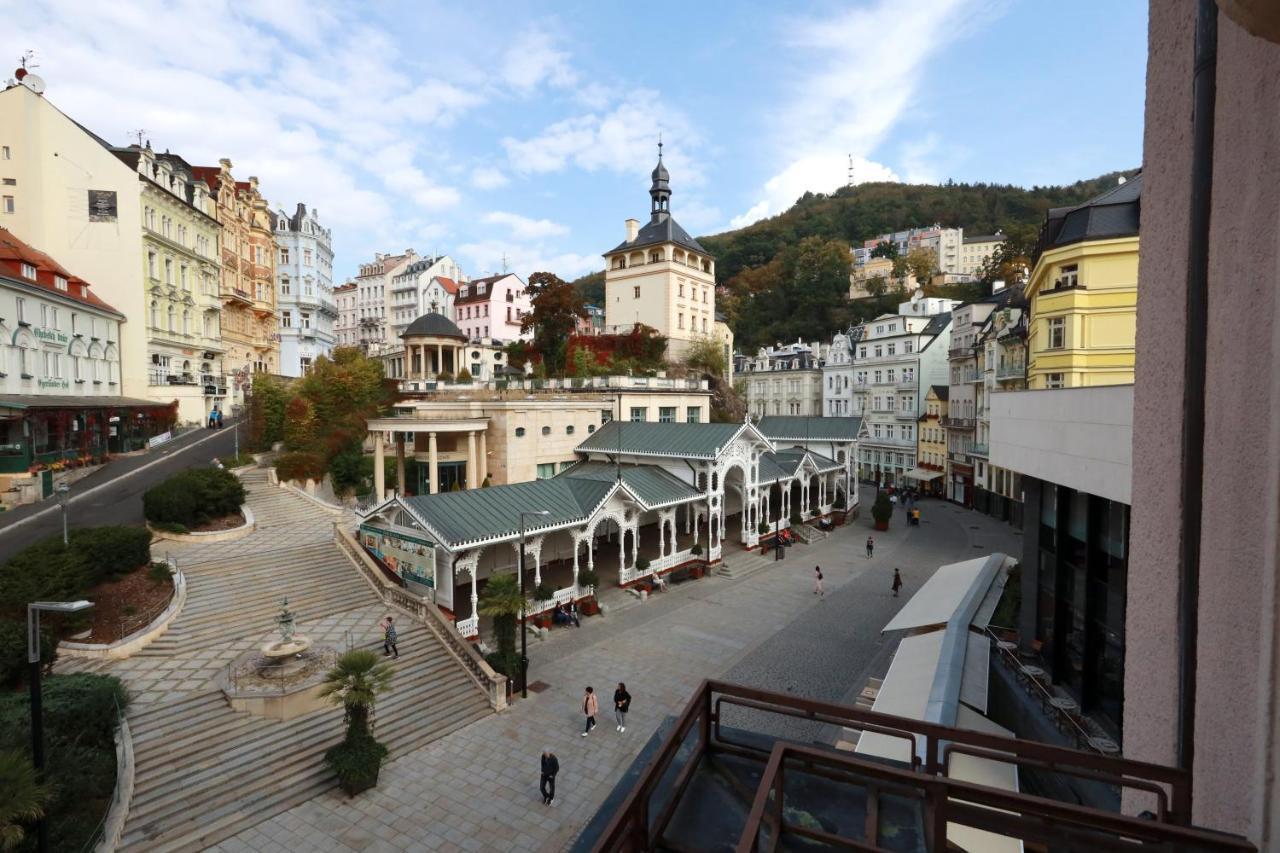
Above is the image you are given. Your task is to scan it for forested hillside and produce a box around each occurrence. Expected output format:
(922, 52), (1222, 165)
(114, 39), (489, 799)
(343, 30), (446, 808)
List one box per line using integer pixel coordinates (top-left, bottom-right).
(572, 170), (1138, 350)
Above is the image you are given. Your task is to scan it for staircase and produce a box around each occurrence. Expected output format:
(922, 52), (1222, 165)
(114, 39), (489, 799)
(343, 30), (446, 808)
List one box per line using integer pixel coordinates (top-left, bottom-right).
(119, 623), (492, 853)
(138, 541), (374, 656)
(791, 524), (828, 544)
(716, 549), (773, 581)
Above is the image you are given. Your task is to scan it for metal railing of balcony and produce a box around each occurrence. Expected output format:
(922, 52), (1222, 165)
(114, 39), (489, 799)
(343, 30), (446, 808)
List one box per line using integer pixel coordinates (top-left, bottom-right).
(894, 410), (917, 421)
(971, 443), (989, 456)
(940, 416), (976, 429)
(948, 345), (973, 359)
(895, 379), (917, 390)
(591, 681), (1253, 853)
(996, 364), (1026, 380)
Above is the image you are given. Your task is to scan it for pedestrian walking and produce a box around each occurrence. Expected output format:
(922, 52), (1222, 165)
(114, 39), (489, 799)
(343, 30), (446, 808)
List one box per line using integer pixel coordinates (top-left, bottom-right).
(383, 617), (399, 658)
(581, 686), (598, 736)
(540, 748), (559, 805)
(813, 566), (825, 597)
(866, 536), (875, 558)
(613, 682), (632, 732)
(892, 569), (903, 597)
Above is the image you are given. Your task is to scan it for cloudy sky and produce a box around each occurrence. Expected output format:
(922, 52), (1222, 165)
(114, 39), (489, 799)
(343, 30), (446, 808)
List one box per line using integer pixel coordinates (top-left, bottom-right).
(3, 0), (1147, 282)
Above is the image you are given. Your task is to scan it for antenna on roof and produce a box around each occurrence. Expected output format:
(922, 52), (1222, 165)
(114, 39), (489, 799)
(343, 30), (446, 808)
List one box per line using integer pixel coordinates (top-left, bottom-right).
(130, 129), (147, 147)
(501, 252), (509, 274)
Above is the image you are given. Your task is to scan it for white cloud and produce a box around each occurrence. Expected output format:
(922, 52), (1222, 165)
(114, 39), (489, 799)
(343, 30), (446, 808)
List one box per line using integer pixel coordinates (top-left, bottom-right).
(481, 212), (569, 240)
(471, 166), (509, 189)
(501, 27), (576, 92)
(457, 240), (598, 282)
(731, 0), (997, 228)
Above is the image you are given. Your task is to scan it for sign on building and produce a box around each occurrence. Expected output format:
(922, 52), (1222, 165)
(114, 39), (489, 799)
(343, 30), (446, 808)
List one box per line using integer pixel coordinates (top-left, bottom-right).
(87, 190), (118, 223)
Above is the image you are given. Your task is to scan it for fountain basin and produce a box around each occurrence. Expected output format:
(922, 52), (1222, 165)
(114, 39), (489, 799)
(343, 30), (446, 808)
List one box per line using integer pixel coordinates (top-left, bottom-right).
(220, 642), (336, 720)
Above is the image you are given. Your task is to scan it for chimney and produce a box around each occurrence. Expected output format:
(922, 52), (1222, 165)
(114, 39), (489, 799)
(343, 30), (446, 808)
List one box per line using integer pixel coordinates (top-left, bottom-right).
(625, 218), (639, 242)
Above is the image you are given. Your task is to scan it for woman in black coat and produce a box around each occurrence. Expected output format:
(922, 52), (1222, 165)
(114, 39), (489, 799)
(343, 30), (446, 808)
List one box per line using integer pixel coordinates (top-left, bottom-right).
(613, 682), (632, 733)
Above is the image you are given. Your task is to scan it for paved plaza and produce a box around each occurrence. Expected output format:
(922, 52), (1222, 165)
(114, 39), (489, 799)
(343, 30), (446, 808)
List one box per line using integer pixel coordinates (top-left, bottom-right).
(209, 487), (1020, 853)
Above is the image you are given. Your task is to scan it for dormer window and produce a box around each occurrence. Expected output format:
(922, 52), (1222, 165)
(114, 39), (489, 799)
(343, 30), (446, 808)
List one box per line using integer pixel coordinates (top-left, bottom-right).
(54, 276), (68, 292)
(20, 263), (36, 280)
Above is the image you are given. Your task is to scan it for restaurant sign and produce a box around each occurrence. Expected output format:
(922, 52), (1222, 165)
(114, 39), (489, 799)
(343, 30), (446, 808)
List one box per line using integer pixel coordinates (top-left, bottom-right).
(33, 327), (68, 345)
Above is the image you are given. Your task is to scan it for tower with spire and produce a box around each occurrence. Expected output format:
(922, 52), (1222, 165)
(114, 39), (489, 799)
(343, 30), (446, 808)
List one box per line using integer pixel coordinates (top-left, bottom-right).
(601, 140), (721, 363)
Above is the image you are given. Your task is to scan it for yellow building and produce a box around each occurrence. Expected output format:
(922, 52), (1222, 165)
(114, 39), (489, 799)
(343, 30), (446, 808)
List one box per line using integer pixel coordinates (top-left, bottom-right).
(1026, 177), (1140, 389)
(192, 160), (278, 403)
(915, 385), (948, 495)
(602, 144), (716, 362)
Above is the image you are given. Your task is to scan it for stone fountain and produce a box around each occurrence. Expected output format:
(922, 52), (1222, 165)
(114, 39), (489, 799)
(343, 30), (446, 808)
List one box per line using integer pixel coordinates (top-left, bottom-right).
(258, 598), (313, 677)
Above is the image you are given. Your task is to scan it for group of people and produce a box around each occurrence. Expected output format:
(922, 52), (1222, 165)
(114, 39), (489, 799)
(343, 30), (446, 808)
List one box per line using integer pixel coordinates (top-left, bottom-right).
(206, 408), (224, 429)
(538, 682), (633, 806)
(551, 601), (581, 627)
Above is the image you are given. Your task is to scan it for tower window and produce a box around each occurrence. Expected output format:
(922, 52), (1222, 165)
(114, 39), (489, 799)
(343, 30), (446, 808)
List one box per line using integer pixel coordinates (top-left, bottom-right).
(633, 286), (640, 299)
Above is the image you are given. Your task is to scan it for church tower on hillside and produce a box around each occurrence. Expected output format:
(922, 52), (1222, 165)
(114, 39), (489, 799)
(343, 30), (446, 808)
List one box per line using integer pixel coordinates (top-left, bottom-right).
(603, 142), (718, 362)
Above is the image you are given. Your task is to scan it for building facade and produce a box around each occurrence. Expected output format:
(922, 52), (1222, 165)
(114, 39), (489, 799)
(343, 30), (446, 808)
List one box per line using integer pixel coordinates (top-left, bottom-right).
(190, 159), (278, 400)
(273, 203), (336, 376)
(852, 298), (953, 488)
(353, 250), (417, 355)
(333, 281), (357, 348)
(959, 232), (1004, 276)
(453, 273), (531, 342)
(0, 229), (175, 499)
(822, 331), (855, 416)
(915, 385), (947, 495)
(944, 292), (1008, 505)
(112, 145), (225, 424)
(1025, 178), (1141, 390)
(387, 255), (464, 341)
(602, 147), (717, 361)
(739, 340), (825, 418)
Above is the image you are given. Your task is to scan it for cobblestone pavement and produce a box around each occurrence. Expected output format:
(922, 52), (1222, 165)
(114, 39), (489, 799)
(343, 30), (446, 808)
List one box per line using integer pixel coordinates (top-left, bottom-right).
(214, 489), (1022, 853)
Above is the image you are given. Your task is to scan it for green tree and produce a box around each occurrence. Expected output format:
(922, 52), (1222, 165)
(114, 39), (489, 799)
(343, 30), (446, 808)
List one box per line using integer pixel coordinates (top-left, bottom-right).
(246, 375), (289, 452)
(683, 335), (727, 378)
(478, 573), (525, 682)
(869, 240), (898, 259)
(0, 749), (52, 852)
(904, 247), (939, 285)
(864, 274), (889, 297)
(319, 649), (394, 737)
(520, 272), (588, 375)
(283, 395), (318, 452)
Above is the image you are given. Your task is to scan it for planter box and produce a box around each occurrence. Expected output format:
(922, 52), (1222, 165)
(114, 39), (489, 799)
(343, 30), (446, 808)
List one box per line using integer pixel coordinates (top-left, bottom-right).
(874, 519), (889, 531)
(689, 565), (705, 580)
(579, 597), (600, 616)
(339, 766), (380, 797)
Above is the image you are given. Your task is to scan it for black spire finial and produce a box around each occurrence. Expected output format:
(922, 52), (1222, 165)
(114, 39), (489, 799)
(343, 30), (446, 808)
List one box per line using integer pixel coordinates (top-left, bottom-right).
(650, 135), (671, 220)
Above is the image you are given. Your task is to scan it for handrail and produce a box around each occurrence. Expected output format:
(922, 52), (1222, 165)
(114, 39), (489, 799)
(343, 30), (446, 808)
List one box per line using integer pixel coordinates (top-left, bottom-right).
(333, 524), (507, 711)
(734, 742), (1255, 853)
(591, 680), (1204, 852)
(983, 626), (1100, 754)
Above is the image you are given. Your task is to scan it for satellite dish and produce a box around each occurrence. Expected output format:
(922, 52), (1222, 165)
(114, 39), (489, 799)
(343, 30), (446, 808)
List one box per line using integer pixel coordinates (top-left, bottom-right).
(20, 73), (45, 94)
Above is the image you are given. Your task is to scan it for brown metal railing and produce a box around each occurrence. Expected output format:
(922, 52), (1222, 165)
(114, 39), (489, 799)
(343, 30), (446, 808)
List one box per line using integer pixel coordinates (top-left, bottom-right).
(590, 680), (1251, 853)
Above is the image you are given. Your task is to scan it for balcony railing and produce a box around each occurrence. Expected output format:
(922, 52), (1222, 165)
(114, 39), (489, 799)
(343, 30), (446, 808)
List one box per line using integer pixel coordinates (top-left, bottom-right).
(996, 363), (1025, 380)
(895, 379), (917, 390)
(865, 435), (915, 448)
(948, 345), (973, 359)
(591, 681), (1253, 853)
(869, 404), (895, 413)
(940, 416), (975, 429)
(971, 442), (990, 456)
(894, 410), (917, 421)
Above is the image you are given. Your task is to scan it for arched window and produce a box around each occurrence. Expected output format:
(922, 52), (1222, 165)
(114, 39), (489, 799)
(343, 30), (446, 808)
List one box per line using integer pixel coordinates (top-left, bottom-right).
(649, 250), (661, 264)
(566, 425), (575, 435)
(182, 310), (190, 335)
(515, 427), (526, 437)
(150, 301), (159, 329)
(541, 426), (551, 436)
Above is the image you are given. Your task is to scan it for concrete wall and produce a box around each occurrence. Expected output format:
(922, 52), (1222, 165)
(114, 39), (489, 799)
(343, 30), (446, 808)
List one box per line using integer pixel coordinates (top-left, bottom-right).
(989, 385), (1132, 505)
(1124, 5), (1279, 845)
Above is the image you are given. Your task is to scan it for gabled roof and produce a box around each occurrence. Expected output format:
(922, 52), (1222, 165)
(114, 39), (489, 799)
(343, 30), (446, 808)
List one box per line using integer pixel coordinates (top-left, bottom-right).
(606, 214), (709, 257)
(576, 420), (757, 460)
(757, 448), (844, 484)
(930, 384), (950, 401)
(432, 276), (459, 295)
(456, 273), (524, 304)
(556, 461), (700, 508)
(757, 416), (862, 442)
(397, 477), (615, 548)
(0, 228), (124, 317)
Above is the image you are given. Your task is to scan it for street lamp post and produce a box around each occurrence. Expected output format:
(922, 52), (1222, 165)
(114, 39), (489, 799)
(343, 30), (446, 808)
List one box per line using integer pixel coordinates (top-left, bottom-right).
(518, 510), (550, 699)
(54, 482), (70, 545)
(28, 599), (93, 853)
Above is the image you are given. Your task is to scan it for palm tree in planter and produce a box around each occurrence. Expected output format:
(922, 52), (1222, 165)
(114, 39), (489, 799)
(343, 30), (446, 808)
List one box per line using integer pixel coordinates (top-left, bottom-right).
(0, 749), (52, 850)
(871, 491), (894, 531)
(532, 581), (555, 628)
(320, 649), (395, 796)
(478, 573), (525, 682)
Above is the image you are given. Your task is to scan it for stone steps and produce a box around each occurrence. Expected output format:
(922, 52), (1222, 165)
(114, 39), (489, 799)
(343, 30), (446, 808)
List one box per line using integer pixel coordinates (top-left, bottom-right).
(716, 550), (774, 581)
(120, 625), (491, 853)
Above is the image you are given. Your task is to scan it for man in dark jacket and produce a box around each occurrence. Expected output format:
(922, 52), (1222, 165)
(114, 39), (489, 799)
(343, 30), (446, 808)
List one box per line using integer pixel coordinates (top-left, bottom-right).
(540, 748), (559, 805)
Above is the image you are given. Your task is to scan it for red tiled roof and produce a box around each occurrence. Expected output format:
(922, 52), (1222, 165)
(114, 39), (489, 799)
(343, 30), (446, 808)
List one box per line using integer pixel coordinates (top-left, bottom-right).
(189, 165), (223, 192)
(433, 276), (459, 295)
(0, 228), (124, 316)
(455, 273), (522, 304)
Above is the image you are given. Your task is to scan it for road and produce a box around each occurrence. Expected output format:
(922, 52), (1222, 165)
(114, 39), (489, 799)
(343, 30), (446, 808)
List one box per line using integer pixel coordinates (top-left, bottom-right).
(0, 421), (244, 562)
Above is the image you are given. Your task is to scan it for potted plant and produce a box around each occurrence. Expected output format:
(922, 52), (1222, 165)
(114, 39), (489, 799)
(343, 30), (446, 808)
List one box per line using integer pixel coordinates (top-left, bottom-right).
(757, 520), (770, 536)
(871, 492), (893, 531)
(789, 512), (802, 527)
(635, 555), (651, 574)
(478, 574), (525, 686)
(577, 569), (601, 615)
(532, 582), (555, 627)
(320, 649), (394, 796)
(689, 543), (705, 578)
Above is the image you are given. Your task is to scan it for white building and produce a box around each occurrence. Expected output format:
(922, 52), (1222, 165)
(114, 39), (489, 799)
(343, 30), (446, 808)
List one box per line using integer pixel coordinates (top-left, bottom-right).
(822, 331), (856, 416)
(387, 255), (465, 341)
(960, 232), (1004, 277)
(944, 291), (1008, 505)
(454, 274), (531, 342)
(354, 250), (417, 355)
(273, 203), (336, 376)
(854, 225), (962, 273)
(333, 281), (357, 349)
(602, 145), (717, 361)
(852, 294), (956, 487)
(738, 340), (826, 418)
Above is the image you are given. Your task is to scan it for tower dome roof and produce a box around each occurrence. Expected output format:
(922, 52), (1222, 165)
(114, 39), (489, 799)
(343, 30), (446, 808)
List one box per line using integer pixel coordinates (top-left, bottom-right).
(402, 312), (466, 340)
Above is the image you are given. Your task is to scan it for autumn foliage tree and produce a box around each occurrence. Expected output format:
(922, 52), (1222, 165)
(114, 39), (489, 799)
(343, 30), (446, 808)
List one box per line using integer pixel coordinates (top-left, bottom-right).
(520, 271), (589, 375)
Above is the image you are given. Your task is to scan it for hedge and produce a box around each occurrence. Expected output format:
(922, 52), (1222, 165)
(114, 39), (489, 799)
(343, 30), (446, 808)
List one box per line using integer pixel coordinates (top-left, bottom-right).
(143, 467), (245, 528)
(0, 673), (127, 851)
(274, 451), (326, 483)
(0, 619), (56, 688)
(69, 526), (152, 585)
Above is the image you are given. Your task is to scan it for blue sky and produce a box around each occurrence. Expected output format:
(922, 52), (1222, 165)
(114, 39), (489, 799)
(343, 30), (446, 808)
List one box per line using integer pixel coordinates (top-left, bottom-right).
(4, 0), (1148, 282)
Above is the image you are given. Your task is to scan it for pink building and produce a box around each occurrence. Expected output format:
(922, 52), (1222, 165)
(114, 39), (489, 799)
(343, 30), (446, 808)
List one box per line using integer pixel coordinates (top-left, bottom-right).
(1124, 4), (1279, 848)
(452, 273), (531, 342)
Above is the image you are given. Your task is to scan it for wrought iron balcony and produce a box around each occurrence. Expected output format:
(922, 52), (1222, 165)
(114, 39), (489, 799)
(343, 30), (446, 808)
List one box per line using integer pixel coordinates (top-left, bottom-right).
(940, 416), (976, 429)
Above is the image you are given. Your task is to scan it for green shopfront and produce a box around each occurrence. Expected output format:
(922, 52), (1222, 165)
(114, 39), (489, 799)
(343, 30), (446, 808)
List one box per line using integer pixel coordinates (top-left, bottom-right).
(0, 395), (178, 475)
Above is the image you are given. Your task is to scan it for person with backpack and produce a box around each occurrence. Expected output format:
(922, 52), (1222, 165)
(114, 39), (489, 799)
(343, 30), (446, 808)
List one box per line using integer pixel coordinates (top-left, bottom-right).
(581, 686), (598, 736)
(613, 683), (632, 732)
(540, 748), (559, 805)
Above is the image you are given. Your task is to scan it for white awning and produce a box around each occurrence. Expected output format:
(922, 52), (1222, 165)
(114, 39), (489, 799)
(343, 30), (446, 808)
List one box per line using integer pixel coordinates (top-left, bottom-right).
(903, 467), (944, 481)
(882, 554), (1010, 633)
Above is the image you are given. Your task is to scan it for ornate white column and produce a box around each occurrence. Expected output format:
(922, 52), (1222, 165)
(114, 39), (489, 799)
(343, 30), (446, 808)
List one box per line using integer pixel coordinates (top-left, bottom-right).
(430, 432), (440, 491)
(373, 431), (385, 502)
(572, 536), (580, 587)
(436, 343), (444, 375)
